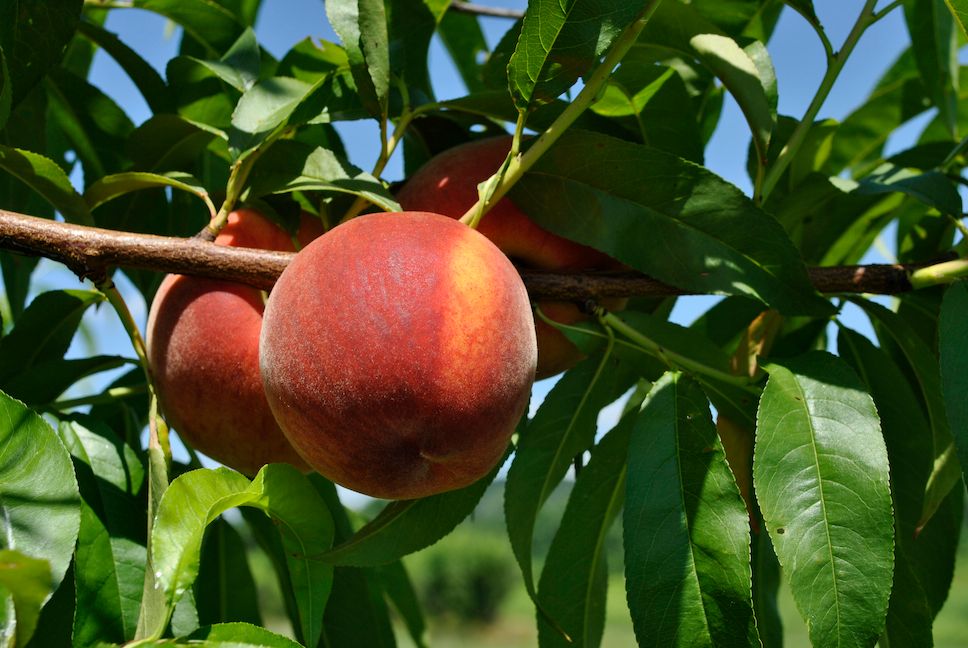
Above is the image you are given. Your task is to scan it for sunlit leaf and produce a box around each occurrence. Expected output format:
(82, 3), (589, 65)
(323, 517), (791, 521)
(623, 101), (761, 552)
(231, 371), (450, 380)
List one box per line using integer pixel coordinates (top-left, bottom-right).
(326, 0), (390, 119)
(0, 145), (91, 224)
(85, 171), (215, 215)
(755, 352), (894, 648)
(0, 391), (80, 601)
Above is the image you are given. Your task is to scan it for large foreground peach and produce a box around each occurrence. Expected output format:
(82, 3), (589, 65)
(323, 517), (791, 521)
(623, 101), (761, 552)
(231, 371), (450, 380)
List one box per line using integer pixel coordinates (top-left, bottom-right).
(260, 211), (537, 499)
(397, 136), (624, 378)
(146, 209), (322, 475)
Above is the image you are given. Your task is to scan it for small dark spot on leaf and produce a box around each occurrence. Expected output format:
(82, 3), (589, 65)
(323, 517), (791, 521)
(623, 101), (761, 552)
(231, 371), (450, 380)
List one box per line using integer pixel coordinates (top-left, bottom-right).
(777, 527), (785, 535)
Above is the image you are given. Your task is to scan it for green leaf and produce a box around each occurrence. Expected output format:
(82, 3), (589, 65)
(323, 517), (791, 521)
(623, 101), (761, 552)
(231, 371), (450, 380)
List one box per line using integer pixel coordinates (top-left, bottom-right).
(127, 114), (219, 172)
(377, 561), (427, 648)
(689, 33), (774, 162)
(75, 20), (173, 114)
(837, 327), (962, 644)
(195, 518), (261, 627)
(322, 566), (396, 647)
(326, 0), (390, 119)
(59, 416), (146, 646)
(132, 0), (246, 55)
(853, 163), (962, 216)
(0, 289), (105, 389)
(166, 56), (238, 132)
(851, 296), (961, 527)
(536, 414), (632, 648)
(505, 351), (636, 602)
(85, 171), (215, 214)
(0, 550), (53, 647)
(0, 145), (91, 224)
(245, 141), (398, 211)
(624, 372), (757, 647)
(134, 622), (303, 647)
(386, 0), (437, 103)
(228, 76), (313, 155)
(148, 465), (334, 644)
(4, 355), (129, 407)
(507, 0), (642, 111)
(0, 46), (11, 132)
(591, 63), (704, 163)
(904, 0), (959, 138)
(512, 130), (830, 315)
(188, 27), (262, 92)
(318, 458), (503, 567)
(944, 0), (968, 37)
(0, 0), (82, 108)
(755, 352), (894, 648)
(940, 280), (968, 494)
(438, 11), (489, 94)
(826, 50), (927, 176)
(0, 391), (81, 599)
(277, 38), (349, 82)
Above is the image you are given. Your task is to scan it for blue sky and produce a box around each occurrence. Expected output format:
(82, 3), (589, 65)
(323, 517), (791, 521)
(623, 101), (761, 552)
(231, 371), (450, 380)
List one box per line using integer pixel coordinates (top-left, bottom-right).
(36, 1), (924, 485)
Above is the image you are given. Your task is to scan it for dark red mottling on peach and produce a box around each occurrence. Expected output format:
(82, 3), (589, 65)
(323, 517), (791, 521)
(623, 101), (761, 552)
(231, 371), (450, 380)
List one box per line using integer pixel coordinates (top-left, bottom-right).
(397, 136), (624, 378)
(260, 211), (537, 499)
(146, 209), (322, 476)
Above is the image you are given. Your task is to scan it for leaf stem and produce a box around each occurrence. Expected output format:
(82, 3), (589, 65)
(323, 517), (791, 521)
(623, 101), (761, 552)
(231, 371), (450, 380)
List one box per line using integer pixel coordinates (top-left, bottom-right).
(908, 258), (968, 288)
(600, 310), (760, 392)
(758, 0), (879, 204)
(457, 0), (667, 225)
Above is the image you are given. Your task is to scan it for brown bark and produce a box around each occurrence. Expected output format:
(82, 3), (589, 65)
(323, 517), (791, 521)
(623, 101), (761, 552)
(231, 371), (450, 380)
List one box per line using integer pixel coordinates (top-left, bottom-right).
(0, 208), (920, 299)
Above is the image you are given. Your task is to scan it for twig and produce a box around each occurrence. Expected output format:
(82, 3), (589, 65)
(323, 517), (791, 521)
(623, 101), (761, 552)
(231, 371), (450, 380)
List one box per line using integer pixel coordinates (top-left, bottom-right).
(0, 208), (938, 298)
(450, 1), (525, 19)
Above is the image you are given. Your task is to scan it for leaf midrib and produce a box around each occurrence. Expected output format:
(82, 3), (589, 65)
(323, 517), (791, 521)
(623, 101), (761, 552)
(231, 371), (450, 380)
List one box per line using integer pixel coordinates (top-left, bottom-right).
(789, 377), (843, 645)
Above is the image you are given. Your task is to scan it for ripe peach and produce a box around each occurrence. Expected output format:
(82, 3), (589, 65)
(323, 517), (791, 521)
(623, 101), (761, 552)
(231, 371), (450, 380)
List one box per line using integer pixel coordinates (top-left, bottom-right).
(260, 211), (537, 500)
(397, 136), (624, 379)
(146, 208), (323, 476)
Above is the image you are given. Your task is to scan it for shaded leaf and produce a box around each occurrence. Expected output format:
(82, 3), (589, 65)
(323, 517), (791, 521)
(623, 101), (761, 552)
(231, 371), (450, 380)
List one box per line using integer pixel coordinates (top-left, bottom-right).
(624, 372), (757, 647)
(940, 280), (968, 494)
(438, 11), (488, 93)
(75, 20), (172, 114)
(755, 352), (894, 648)
(132, 0), (246, 55)
(59, 416), (146, 646)
(127, 114), (219, 172)
(506, 351), (636, 601)
(853, 163), (962, 216)
(377, 561), (427, 648)
(0, 290), (105, 389)
(326, 0), (390, 119)
(851, 296), (960, 527)
(838, 327), (962, 645)
(537, 415), (632, 648)
(904, 0), (959, 137)
(195, 518), (261, 627)
(0, 0), (82, 108)
(511, 130), (830, 315)
(318, 456), (503, 567)
(0, 145), (91, 224)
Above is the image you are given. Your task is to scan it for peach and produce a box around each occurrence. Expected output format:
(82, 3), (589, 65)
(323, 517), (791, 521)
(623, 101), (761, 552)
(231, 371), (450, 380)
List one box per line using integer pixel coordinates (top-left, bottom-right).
(146, 208), (323, 476)
(259, 211), (537, 499)
(397, 136), (624, 378)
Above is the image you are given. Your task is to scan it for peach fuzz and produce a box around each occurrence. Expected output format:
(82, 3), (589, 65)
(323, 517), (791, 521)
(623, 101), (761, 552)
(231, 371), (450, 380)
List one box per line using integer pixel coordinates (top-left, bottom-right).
(260, 211), (537, 500)
(396, 135), (625, 379)
(146, 208), (323, 476)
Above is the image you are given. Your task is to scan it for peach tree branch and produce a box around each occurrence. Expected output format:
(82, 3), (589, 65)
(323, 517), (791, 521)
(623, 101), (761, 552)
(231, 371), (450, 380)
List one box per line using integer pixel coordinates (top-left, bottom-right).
(0, 207), (930, 299)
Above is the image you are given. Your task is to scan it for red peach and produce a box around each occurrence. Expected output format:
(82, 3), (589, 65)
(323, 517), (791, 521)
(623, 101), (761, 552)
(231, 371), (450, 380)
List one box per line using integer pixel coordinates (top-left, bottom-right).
(146, 208), (323, 476)
(397, 136), (624, 379)
(260, 211), (537, 499)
